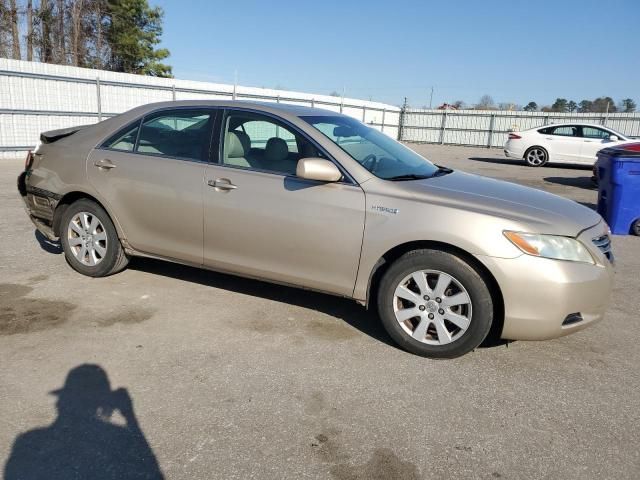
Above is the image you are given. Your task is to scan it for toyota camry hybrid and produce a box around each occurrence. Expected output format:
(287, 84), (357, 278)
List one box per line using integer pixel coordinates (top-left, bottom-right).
(18, 101), (614, 358)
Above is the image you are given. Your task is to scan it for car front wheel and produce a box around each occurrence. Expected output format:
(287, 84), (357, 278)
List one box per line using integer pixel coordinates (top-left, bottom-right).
(377, 249), (494, 358)
(60, 199), (129, 277)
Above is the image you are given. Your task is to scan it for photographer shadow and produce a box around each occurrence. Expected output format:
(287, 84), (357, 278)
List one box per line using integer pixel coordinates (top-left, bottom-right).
(3, 364), (164, 480)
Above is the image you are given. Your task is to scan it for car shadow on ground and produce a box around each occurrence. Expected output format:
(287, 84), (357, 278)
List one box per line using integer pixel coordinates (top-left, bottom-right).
(543, 176), (597, 191)
(129, 257), (397, 349)
(468, 157), (593, 171)
(129, 258), (507, 352)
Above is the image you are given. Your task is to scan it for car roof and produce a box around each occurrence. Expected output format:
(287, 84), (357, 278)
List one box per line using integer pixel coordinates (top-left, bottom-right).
(129, 99), (343, 118)
(531, 122), (614, 130)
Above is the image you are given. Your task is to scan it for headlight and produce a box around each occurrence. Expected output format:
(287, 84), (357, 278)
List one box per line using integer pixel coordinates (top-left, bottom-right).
(504, 231), (595, 264)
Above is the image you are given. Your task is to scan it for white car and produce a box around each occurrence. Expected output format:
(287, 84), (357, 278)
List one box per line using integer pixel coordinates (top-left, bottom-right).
(504, 123), (633, 167)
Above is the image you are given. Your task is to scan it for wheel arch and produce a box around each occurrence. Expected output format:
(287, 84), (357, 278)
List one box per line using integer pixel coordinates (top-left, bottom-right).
(53, 190), (125, 241)
(365, 240), (505, 343)
(523, 145), (549, 162)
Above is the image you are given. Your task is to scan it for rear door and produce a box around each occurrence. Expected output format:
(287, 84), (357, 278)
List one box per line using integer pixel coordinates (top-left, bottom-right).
(203, 109), (366, 296)
(542, 125), (583, 163)
(87, 108), (216, 264)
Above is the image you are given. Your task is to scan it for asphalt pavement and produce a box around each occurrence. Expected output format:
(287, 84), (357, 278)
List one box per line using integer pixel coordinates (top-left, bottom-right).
(1, 144), (639, 479)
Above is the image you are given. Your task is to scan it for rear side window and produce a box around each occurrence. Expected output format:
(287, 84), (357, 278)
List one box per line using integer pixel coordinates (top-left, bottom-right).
(104, 123), (140, 151)
(550, 126), (579, 137)
(136, 109), (214, 161)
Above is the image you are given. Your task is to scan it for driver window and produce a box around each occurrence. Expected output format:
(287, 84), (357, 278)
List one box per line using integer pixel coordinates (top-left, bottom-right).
(222, 112), (319, 175)
(582, 127), (610, 139)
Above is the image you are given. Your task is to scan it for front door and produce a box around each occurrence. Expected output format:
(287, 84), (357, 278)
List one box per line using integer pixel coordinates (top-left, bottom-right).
(580, 126), (620, 164)
(87, 108), (216, 264)
(203, 110), (365, 296)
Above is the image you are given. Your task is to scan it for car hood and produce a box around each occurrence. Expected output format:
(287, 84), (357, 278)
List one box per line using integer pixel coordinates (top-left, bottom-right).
(400, 171), (602, 236)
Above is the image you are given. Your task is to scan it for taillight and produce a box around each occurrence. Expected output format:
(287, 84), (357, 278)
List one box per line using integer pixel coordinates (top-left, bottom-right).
(508, 133), (522, 140)
(25, 150), (34, 170)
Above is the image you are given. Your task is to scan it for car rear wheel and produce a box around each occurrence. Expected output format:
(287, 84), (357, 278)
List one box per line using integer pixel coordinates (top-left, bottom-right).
(60, 199), (129, 277)
(377, 249), (493, 358)
(524, 147), (548, 167)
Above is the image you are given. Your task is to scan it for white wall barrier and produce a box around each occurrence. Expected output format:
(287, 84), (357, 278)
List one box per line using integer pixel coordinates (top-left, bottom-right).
(0, 58), (400, 159)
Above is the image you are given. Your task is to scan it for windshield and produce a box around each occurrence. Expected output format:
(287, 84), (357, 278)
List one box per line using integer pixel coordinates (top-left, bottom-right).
(607, 127), (628, 139)
(301, 115), (441, 180)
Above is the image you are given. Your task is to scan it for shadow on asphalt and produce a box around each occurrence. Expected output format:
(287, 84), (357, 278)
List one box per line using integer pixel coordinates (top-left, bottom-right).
(543, 176), (597, 191)
(468, 157), (593, 171)
(3, 364), (164, 480)
(130, 257), (398, 349)
(129, 258), (507, 353)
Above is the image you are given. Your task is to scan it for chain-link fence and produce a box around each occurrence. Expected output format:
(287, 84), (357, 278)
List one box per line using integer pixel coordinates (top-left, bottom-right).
(399, 108), (640, 147)
(0, 59), (401, 158)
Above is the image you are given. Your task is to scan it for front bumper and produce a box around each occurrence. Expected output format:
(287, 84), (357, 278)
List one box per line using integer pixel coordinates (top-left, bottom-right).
(476, 225), (614, 340)
(18, 171), (59, 241)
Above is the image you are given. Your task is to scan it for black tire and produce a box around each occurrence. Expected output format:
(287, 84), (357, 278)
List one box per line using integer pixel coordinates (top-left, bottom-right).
(524, 146), (548, 167)
(377, 249), (493, 359)
(632, 219), (640, 236)
(60, 199), (129, 277)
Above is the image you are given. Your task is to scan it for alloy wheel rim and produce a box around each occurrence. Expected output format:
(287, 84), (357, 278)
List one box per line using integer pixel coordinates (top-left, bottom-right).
(527, 149), (545, 165)
(67, 212), (108, 266)
(393, 269), (472, 345)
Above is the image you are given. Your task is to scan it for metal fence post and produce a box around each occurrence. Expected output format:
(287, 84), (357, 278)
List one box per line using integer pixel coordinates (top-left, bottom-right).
(172, 84), (176, 101)
(440, 111), (448, 145)
(381, 108), (386, 133)
(311, 98), (315, 108)
(398, 98), (407, 141)
(96, 77), (102, 122)
(362, 106), (366, 122)
(487, 113), (495, 148)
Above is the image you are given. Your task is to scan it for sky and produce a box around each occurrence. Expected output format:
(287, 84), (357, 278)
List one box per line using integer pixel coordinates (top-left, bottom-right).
(154, 0), (640, 108)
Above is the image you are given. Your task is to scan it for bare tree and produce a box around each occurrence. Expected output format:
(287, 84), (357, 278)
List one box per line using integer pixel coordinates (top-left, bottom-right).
(39, 0), (54, 62)
(26, 0), (33, 60)
(476, 94), (495, 110)
(9, 0), (21, 59)
(58, 0), (65, 62)
(0, 1), (10, 58)
(70, 0), (84, 65)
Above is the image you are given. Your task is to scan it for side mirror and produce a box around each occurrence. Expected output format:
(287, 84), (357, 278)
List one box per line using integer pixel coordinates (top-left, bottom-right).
(609, 135), (619, 142)
(296, 157), (342, 182)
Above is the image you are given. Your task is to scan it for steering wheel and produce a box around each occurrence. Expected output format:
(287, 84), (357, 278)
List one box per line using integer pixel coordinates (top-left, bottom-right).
(361, 153), (379, 172)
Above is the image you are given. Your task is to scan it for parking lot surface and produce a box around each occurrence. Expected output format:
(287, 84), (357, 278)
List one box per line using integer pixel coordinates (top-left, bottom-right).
(1, 144), (639, 479)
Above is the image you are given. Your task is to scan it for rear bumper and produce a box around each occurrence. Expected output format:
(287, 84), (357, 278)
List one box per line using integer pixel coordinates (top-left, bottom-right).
(477, 247), (614, 341)
(503, 140), (525, 159)
(18, 171), (60, 241)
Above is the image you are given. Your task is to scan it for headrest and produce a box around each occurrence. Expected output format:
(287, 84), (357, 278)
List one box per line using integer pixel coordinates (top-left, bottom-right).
(235, 130), (251, 153)
(265, 137), (289, 162)
(226, 131), (248, 158)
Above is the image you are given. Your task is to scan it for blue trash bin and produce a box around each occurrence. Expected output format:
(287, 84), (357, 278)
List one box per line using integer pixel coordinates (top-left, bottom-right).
(597, 143), (640, 235)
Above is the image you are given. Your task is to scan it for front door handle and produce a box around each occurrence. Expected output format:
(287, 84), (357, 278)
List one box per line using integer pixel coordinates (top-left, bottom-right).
(207, 178), (237, 191)
(94, 159), (117, 170)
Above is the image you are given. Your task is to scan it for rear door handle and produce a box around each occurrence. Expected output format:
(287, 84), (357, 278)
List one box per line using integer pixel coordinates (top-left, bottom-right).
(207, 178), (237, 191)
(94, 159), (117, 170)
